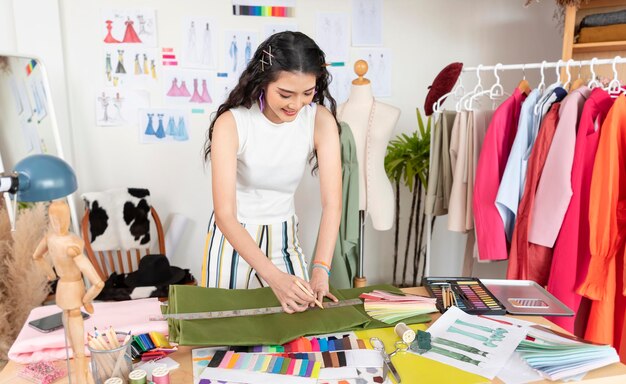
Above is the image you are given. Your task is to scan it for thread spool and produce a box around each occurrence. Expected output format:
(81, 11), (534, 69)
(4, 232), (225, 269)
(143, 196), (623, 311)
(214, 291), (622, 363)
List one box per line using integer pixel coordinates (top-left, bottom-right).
(394, 322), (416, 343)
(128, 369), (147, 384)
(151, 366), (170, 384)
(104, 378), (123, 384)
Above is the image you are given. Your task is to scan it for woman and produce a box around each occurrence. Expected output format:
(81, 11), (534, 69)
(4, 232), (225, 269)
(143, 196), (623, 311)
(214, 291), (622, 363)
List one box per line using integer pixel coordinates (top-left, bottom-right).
(202, 31), (342, 314)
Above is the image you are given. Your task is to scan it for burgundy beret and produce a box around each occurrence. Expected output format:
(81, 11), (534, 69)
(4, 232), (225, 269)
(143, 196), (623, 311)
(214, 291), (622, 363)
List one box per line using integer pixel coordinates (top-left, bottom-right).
(424, 62), (463, 116)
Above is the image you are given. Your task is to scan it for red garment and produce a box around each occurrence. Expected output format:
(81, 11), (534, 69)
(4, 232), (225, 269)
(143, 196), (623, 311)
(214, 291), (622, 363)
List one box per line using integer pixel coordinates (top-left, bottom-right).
(546, 88), (613, 333)
(507, 103), (561, 283)
(474, 88), (527, 261)
(578, 95), (626, 359)
(122, 19), (142, 43)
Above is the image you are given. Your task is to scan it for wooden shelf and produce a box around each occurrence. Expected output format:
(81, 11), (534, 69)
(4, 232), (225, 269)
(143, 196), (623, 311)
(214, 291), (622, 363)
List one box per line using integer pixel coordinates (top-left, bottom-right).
(573, 40), (626, 53)
(580, 0), (626, 9)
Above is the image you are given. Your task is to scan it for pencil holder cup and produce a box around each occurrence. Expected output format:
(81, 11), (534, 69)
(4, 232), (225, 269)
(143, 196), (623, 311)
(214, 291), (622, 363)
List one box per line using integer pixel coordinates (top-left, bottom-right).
(88, 340), (132, 384)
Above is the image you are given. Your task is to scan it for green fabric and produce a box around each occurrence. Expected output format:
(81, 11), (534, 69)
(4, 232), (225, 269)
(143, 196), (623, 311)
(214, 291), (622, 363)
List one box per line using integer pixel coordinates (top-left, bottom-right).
(166, 284), (431, 346)
(314, 122), (360, 289)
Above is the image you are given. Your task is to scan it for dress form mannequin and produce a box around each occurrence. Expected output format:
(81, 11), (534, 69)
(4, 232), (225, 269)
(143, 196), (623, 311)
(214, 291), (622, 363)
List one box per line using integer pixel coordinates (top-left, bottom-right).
(338, 60), (400, 286)
(33, 200), (104, 384)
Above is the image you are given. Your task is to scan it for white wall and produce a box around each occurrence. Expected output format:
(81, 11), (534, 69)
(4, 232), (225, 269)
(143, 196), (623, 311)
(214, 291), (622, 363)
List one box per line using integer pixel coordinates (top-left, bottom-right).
(5, 0), (562, 285)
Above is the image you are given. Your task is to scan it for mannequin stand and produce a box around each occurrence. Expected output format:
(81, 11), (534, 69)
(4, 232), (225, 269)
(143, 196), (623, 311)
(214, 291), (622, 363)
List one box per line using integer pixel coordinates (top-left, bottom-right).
(353, 210), (367, 287)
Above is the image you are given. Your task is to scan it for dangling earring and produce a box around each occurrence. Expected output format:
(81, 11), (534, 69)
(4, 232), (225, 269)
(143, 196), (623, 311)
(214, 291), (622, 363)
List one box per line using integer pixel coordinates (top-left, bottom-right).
(259, 89), (265, 112)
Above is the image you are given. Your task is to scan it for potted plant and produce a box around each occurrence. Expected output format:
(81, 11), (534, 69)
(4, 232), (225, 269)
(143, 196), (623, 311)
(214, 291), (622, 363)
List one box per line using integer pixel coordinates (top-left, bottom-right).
(385, 109), (431, 287)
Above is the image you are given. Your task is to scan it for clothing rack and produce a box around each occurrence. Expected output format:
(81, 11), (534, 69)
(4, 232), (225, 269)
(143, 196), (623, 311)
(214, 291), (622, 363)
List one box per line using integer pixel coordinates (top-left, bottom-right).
(424, 55), (626, 279)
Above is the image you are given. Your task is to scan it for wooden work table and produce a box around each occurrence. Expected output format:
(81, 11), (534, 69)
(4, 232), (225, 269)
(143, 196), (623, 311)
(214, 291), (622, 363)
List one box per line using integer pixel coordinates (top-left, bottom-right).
(1, 287), (625, 383)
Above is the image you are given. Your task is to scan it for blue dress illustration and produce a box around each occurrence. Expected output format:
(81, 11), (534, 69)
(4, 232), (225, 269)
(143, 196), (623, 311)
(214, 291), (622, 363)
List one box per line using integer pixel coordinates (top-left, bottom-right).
(229, 35), (238, 72)
(155, 113), (166, 138)
(166, 116), (177, 136)
(245, 36), (252, 66)
(175, 116), (188, 141)
(144, 113), (156, 135)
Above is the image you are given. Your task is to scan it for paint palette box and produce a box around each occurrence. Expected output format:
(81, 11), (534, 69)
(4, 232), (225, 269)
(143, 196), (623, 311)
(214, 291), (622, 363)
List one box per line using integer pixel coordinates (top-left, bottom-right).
(422, 277), (507, 315)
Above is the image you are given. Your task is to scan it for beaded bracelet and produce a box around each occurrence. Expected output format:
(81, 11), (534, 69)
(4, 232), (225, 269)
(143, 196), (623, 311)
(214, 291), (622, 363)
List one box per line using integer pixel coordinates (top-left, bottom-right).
(312, 263), (330, 276)
(313, 260), (331, 269)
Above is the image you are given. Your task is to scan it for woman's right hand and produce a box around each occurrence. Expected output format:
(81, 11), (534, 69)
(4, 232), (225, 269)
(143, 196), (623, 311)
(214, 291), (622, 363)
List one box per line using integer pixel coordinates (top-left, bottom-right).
(265, 270), (315, 314)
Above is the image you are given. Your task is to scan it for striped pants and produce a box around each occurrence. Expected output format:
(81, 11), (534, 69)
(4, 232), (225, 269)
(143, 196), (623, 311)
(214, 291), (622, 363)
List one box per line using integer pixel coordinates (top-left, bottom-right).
(201, 212), (310, 289)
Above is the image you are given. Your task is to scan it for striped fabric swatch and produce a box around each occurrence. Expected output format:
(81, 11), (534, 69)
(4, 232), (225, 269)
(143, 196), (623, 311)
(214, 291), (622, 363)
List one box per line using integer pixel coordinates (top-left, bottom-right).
(230, 334), (367, 353)
(207, 350), (321, 378)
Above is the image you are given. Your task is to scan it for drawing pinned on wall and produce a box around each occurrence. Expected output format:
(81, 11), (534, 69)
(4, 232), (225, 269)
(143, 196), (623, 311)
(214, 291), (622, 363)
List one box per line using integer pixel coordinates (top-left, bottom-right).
(95, 87), (149, 127)
(181, 17), (217, 69)
(162, 69), (215, 106)
(315, 13), (349, 64)
(223, 31), (258, 77)
(354, 48), (392, 98)
(351, 0), (383, 46)
(27, 70), (48, 123)
(104, 46), (158, 87)
(102, 9), (157, 47)
(139, 108), (189, 143)
(214, 75), (237, 106)
(262, 23), (298, 39)
(327, 65), (351, 104)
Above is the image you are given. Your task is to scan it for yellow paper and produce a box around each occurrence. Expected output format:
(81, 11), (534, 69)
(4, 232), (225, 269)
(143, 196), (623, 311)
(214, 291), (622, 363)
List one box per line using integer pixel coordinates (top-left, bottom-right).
(354, 325), (489, 384)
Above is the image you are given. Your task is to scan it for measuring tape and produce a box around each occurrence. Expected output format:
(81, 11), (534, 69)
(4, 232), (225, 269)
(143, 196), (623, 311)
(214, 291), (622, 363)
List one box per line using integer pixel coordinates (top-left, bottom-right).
(151, 298), (363, 321)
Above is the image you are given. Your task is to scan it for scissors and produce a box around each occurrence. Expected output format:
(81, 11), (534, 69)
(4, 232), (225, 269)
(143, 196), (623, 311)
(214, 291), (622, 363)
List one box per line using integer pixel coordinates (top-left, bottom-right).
(370, 338), (408, 383)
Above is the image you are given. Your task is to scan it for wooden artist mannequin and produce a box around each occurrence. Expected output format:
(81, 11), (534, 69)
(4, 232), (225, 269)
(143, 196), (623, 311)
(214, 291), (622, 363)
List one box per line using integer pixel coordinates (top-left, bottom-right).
(33, 200), (104, 384)
(338, 60), (400, 231)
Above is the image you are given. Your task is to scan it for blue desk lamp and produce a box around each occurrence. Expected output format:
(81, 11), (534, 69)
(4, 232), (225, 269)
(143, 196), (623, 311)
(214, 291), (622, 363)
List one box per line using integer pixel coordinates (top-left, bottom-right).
(0, 154), (77, 228)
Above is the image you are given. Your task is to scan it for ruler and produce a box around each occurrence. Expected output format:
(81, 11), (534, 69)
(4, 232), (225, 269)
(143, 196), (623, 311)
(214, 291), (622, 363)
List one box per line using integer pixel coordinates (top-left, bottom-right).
(150, 298), (363, 321)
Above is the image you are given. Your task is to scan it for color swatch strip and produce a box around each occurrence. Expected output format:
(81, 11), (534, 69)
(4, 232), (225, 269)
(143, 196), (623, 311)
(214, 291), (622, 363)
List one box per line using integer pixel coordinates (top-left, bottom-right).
(232, 5), (295, 17)
(207, 351), (321, 378)
(267, 351), (350, 368)
(230, 334), (367, 353)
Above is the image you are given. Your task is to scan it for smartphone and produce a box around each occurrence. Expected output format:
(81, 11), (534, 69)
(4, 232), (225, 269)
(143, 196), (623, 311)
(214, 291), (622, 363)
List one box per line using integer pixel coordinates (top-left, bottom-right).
(28, 311), (90, 333)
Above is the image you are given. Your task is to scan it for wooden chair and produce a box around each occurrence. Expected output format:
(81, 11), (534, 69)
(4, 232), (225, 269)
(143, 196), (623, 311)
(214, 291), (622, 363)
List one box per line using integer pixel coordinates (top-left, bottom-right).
(82, 206), (166, 281)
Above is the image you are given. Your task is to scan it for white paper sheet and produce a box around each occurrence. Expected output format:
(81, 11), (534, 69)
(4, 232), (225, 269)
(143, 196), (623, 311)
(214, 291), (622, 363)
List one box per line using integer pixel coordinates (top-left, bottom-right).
(351, 0), (383, 46)
(421, 306), (527, 380)
(315, 13), (350, 63)
(181, 17), (218, 69)
(353, 48), (392, 98)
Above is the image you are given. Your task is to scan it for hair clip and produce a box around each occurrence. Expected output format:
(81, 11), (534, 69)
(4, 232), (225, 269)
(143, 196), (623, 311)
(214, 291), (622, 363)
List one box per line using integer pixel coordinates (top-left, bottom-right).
(260, 46), (274, 71)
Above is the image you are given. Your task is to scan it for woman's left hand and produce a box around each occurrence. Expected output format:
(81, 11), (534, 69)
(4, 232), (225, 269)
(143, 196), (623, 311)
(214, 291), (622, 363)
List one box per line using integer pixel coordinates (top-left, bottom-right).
(309, 267), (339, 305)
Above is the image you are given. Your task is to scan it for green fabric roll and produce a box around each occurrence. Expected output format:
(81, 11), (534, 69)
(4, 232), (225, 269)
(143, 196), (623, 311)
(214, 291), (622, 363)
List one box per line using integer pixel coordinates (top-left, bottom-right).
(166, 284), (431, 346)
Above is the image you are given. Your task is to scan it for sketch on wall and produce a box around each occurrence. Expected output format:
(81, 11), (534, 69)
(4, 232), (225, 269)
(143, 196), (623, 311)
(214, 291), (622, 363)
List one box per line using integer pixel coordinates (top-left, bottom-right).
(162, 69), (216, 106)
(327, 65), (351, 104)
(139, 108), (190, 144)
(95, 88), (149, 127)
(315, 13), (350, 63)
(103, 46), (159, 87)
(214, 76), (238, 106)
(262, 23), (298, 40)
(355, 48), (392, 97)
(102, 9), (158, 47)
(223, 31), (259, 77)
(351, 0), (383, 46)
(182, 17), (217, 69)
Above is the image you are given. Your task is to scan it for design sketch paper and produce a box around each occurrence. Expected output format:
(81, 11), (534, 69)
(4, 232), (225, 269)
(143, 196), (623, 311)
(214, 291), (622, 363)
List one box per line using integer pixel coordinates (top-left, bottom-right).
(315, 13), (350, 63)
(138, 108), (190, 144)
(422, 306), (527, 380)
(27, 70), (47, 123)
(162, 69), (215, 106)
(182, 17), (217, 69)
(352, 0), (383, 46)
(96, 87), (149, 126)
(355, 48), (392, 98)
(214, 76), (238, 106)
(102, 9), (157, 47)
(328, 65), (352, 104)
(103, 46), (159, 87)
(263, 23), (298, 39)
(223, 31), (259, 77)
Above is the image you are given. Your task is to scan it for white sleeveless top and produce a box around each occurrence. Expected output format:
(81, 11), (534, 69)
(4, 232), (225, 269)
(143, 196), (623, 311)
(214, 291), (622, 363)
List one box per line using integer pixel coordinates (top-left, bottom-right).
(230, 103), (317, 223)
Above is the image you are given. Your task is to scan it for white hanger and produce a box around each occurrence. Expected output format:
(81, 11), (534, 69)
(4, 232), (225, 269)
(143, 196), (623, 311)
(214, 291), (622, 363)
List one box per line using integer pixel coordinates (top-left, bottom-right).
(433, 74), (465, 114)
(537, 60), (547, 93)
(456, 64), (483, 112)
(467, 63), (509, 111)
(587, 57), (602, 89)
(564, 59), (573, 90)
(535, 60), (559, 115)
(605, 55), (621, 96)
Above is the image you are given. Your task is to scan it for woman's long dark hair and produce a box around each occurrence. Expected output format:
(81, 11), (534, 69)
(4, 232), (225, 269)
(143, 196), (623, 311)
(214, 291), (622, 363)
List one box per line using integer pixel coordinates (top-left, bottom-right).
(203, 31), (340, 172)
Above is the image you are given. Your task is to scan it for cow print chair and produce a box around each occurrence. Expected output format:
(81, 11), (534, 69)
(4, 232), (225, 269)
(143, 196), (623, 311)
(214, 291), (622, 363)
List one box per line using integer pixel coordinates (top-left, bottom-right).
(81, 188), (166, 281)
